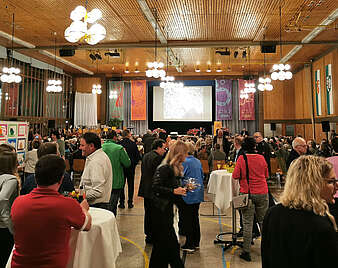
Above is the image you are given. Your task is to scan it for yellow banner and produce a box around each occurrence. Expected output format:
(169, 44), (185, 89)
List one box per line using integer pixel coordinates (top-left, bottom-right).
(214, 121), (222, 136)
(131, 80), (147, 120)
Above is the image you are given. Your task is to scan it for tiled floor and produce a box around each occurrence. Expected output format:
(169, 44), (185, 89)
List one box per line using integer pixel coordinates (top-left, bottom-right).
(115, 164), (278, 268)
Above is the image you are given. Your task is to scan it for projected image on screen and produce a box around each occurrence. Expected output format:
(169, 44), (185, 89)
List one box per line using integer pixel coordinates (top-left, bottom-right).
(164, 87), (203, 120)
(153, 86), (212, 122)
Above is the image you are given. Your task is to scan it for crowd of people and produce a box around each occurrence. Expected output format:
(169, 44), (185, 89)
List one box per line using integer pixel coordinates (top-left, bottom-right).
(0, 125), (337, 267)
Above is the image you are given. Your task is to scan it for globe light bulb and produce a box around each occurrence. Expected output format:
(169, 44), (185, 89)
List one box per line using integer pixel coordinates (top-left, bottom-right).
(285, 71), (293, 80)
(284, 64), (291, 70)
(271, 72), (278, 80)
(272, 64), (279, 71)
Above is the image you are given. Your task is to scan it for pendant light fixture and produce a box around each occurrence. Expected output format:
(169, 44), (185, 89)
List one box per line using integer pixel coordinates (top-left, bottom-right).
(46, 32), (62, 93)
(0, 13), (22, 84)
(92, 62), (102, 94)
(244, 47), (256, 94)
(146, 8), (166, 79)
(271, 4), (293, 81)
(160, 30), (183, 90)
(258, 40), (273, 91)
(64, 1), (106, 45)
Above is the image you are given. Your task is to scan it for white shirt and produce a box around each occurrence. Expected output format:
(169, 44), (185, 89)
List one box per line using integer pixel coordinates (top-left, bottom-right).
(80, 148), (112, 205)
(24, 149), (38, 174)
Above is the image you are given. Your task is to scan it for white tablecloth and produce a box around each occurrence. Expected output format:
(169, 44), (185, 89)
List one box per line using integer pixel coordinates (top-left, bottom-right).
(207, 170), (239, 213)
(7, 207), (122, 268)
(67, 207), (122, 268)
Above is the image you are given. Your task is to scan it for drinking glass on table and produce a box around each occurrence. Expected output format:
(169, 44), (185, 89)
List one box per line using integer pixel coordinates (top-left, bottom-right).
(217, 164), (221, 170)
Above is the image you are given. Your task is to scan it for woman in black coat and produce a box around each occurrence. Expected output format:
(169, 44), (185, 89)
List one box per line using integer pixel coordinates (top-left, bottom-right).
(149, 140), (188, 268)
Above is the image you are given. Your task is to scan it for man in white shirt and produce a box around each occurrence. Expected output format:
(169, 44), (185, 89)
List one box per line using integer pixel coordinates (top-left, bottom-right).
(80, 132), (112, 210)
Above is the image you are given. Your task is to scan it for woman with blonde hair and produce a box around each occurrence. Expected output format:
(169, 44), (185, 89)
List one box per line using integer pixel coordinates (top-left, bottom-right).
(150, 140), (188, 268)
(262, 155), (338, 268)
(0, 150), (20, 267)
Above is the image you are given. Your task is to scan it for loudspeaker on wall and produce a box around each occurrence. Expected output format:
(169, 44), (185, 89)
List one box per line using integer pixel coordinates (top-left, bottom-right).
(270, 123), (276, 131)
(321, 121), (330, 132)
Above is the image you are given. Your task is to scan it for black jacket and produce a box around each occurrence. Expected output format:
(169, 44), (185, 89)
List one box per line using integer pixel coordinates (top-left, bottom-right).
(256, 140), (271, 172)
(152, 163), (182, 211)
(286, 149), (300, 171)
(138, 150), (164, 198)
(143, 134), (156, 154)
(118, 138), (140, 168)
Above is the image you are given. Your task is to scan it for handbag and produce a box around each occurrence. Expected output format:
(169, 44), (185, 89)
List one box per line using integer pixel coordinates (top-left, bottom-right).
(232, 154), (250, 209)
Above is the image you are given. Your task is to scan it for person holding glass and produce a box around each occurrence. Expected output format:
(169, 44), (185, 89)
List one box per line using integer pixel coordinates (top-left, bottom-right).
(232, 136), (269, 262)
(150, 140), (188, 268)
(262, 155), (338, 268)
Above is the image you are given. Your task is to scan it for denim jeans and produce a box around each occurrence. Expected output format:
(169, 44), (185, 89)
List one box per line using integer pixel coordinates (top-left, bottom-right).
(240, 193), (269, 253)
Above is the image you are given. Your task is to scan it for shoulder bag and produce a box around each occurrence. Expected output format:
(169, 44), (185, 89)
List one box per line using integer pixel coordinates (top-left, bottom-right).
(232, 154), (250, 209)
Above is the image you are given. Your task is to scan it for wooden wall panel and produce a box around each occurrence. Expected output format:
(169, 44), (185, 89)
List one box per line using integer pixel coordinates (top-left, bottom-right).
(294, 71), (303, 119)
(294, 124), (305, 137)
(302, 67), (312, 119)
(304, 124), (314, 141)
(264, 79), (295, 120)
(74, 77), (104, 123)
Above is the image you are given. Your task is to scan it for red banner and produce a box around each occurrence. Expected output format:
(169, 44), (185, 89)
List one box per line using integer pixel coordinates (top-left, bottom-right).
(131, 80), (146, 120)
(238, 79), (255, 120)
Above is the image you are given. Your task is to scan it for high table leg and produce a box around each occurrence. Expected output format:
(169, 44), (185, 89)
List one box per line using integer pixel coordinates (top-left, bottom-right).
(214, 202), (243, 250)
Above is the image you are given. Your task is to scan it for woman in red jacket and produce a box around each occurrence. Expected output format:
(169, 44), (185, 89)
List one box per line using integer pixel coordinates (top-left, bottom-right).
(232, 136), (269, 262)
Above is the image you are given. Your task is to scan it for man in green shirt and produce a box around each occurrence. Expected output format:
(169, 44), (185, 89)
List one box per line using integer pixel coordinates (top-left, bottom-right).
(102, 130), (130, 216)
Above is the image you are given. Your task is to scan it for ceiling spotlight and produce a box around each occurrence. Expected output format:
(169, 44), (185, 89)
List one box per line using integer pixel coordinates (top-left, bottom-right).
(227, 66), (231, 72)
(95, 53), (102, 60)
(216, 67), (222, 72)
(206, 66), (211, 72)
(89, 53), (96, 61)
(234, 51), (238, 58)
(195, 67), (201, 73)
(134, 68), (140, 73)
(242, 50), (247, 59)
(125, 68), (130, 73)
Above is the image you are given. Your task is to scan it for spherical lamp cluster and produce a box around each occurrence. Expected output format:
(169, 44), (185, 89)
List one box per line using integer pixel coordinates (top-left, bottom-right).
(0, 67), (22, 83)
(160, 76), (184, 90)
(109, 90), (118, 99)
(240, 90), (249, 99)
(271, 64), (292, 81)
(243, 82), (256, 94)
(146, 61), (166, 79)
(64, 6), (106, 45)
(92, 84), (102, 94)
(46, 79), (62, 92)
(258, 77), (273, 91)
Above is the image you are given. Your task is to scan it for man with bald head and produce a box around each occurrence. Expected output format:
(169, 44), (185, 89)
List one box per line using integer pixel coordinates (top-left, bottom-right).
(286, 137), (307, 170)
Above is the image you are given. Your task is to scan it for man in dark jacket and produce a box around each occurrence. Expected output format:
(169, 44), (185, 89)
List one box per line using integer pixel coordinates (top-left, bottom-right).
(118, 129), (140, 208)
(143, 130), (157, 154)
(213, 129), (231, 157)
(254, 132), (271, 176)
(138, 139), (167, 244)
(286, 137), (307, 171)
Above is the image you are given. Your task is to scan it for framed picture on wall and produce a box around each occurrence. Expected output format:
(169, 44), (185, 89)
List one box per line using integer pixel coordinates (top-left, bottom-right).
(18, 124), (27, 136)
(7, 138), (17, 149)
(17, 138), (26, 151)
(8, 124), (17, 137)
(17, 152), (25, 166)
(0, 124), (7, 137)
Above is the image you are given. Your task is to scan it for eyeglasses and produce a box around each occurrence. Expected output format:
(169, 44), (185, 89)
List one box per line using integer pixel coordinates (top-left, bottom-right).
(253, 136), (260, 139)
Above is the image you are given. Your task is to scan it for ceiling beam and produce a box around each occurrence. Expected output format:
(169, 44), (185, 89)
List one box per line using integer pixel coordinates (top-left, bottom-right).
(13, 40), (338, 51)
(136, 0), (183, 72)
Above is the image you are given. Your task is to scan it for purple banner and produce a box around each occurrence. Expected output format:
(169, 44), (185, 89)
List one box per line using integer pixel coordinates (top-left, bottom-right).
(216, 80), (232, 120)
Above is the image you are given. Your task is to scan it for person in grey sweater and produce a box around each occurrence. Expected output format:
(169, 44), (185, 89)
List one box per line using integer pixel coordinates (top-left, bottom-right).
(208, 143), (226, 171)
(0, 150), (20, 267)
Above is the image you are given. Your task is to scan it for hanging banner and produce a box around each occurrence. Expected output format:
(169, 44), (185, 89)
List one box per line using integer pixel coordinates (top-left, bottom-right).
(238, 79), (255, 120)
(325, 64), (334, 115)
(131, 80), (147, 120)
(315, 69), (322, 116)
(215, 80), (232, 120)
(108, 81), (124, 120)
(213, 121), (222, 136)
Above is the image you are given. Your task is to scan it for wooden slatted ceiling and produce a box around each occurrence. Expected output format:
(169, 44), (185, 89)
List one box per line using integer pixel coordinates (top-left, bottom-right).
(0, 0), (336, 76)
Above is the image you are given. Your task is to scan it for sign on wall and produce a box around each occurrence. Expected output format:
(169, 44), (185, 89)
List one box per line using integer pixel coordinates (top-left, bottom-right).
(315, 69), (322, 116)
(238, 79), (255, 120)
(131, 80), (147, 120)
(325, 64), (334, 115)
